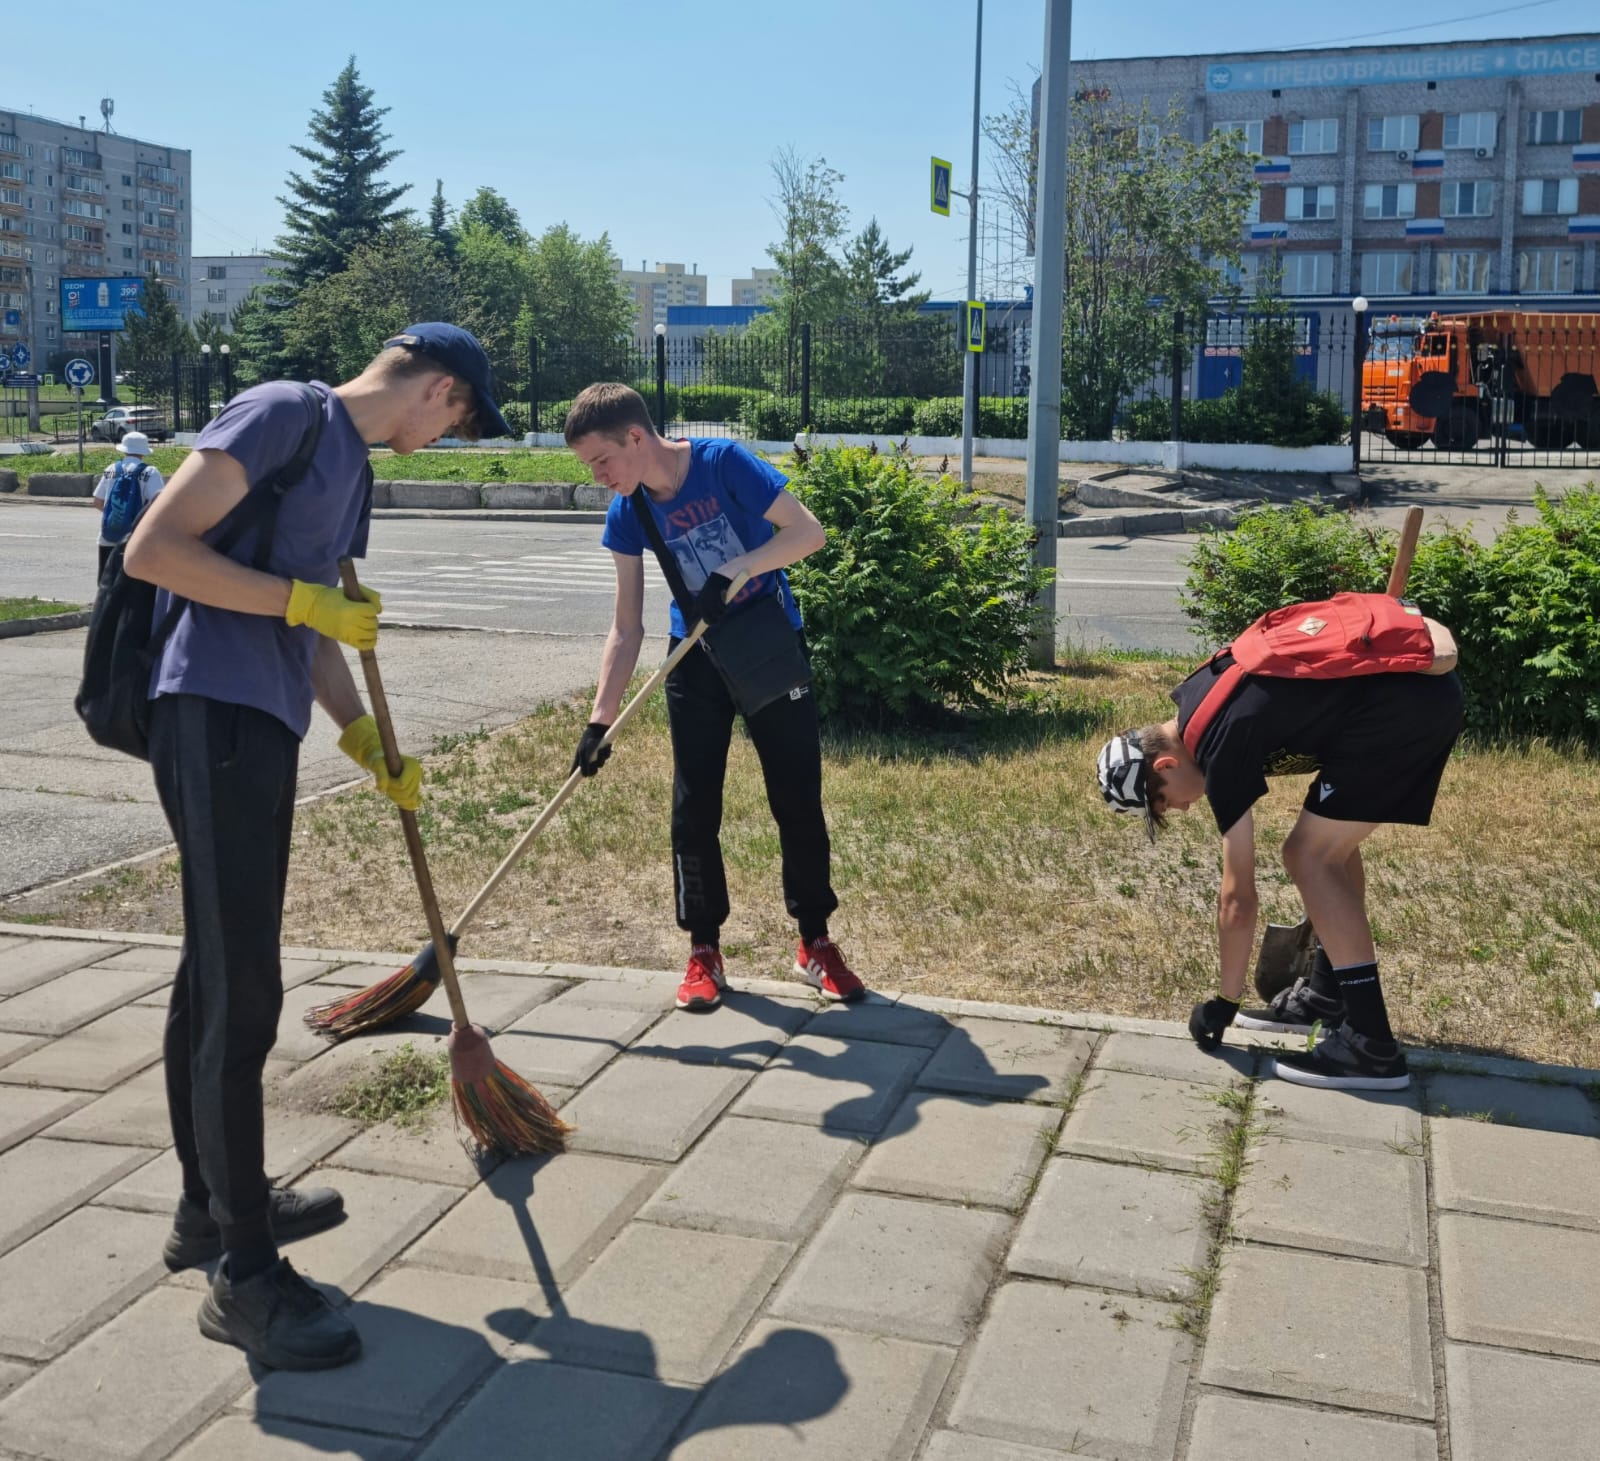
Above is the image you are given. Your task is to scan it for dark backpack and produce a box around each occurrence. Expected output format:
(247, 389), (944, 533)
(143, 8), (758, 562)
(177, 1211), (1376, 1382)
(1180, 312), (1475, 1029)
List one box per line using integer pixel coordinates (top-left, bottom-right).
(76, 382), (325, 761)
(1183, 591), (1437, 756)
(100, 459), (151, 544)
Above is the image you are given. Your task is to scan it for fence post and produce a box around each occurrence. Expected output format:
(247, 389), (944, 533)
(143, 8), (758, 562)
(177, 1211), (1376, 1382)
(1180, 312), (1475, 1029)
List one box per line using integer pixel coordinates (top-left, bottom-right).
(528, 336), (539, 436)
(654, 327), (667, 433)
(1350, 300), (1369, 475)
(800, 322), (812, 432)
(1169, 310), (1185, 444)
(171, 352), (183, 434)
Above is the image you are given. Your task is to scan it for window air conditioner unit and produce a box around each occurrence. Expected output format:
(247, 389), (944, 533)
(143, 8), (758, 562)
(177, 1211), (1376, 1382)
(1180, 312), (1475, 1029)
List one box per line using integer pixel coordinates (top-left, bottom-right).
(1474, 146), (1493, 159)
(1396, 149), (1412, 162)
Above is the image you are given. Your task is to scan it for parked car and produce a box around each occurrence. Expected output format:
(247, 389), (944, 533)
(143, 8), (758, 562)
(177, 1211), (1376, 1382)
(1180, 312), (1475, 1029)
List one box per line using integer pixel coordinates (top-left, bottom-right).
(89, 405), (173, 443)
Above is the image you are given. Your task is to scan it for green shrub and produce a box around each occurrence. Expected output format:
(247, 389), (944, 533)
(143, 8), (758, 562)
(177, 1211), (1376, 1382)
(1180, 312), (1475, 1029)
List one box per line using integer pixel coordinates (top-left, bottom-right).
(786, 447), (1052, 724)
(1124, 389), (1348, 446)
(1181, 490), (1600, 743)
(911, 397), (1031, 438)
(739, 394), (801, 440)
(500, 401), (531, 437)
(679, 385), (764, 422)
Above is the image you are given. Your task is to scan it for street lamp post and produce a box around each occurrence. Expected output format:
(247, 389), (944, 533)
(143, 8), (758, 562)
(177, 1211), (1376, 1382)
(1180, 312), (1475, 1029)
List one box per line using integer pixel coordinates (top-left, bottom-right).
(1350, 295), (1369, 475)
(219, 342), (233, 403)
(199, 343), (213, 432)
(653, 322), (668, 434)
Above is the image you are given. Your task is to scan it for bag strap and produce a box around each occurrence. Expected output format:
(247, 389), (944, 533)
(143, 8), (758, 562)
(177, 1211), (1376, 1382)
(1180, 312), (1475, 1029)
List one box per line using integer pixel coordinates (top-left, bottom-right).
(628, 486), (696, 616)
(1181, 653), (1247, 758)
(143, 382), (326, 659)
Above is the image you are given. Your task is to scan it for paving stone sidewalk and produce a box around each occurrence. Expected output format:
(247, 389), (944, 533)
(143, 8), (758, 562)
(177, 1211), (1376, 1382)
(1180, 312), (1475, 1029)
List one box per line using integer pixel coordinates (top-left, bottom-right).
(0, 922), (1596, 1460)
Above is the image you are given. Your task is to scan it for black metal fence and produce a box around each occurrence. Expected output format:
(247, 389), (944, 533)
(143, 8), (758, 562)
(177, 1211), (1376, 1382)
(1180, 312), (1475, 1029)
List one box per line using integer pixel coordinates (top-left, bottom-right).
(1358, 313), (1600, 470)
(529, 307), (1361, 450)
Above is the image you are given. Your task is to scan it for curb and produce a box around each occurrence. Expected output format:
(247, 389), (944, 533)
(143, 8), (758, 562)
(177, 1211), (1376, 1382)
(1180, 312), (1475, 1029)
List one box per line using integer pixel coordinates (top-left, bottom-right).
(0, 609), (91, 639)
(1058, 506), (1238, 538)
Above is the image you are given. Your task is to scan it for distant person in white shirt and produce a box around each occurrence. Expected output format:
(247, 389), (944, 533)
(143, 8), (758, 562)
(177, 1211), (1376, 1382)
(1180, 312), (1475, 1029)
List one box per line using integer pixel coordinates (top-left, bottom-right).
(92, 431), (165, 578)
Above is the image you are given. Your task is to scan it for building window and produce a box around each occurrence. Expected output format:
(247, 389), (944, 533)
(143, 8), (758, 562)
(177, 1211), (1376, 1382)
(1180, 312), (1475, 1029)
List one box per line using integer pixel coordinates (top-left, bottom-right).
(1518, 248), (1576, 293)
(1219, 253), (1262, 295)
(122, 223), (132, 235)
(122, 246), (134, 259)
(1281, 253), (1333, 294)
(1286, 185), (1336, 220)
(207, 264), (227, 280)
(1364, 183), (1417, 219)
(1360, 252), (1415, 294)
(1367, 115), (1420, 152)
(1525, 109), (1581, 145)
(1443, 112), (1497, 151)
(1288, 118), (1340, 154)
(1435, 250), (1491, 293)
(207, 288), (228, 303)
(1522, 178), (1578, 215)
(1440, 181), (1494, 217)
(1212, 120), (1264, 154)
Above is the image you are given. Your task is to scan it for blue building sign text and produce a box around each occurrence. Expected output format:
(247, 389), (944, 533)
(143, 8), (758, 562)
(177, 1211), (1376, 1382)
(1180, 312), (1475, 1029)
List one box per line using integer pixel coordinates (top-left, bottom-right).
(1207, 41), (1600, 92)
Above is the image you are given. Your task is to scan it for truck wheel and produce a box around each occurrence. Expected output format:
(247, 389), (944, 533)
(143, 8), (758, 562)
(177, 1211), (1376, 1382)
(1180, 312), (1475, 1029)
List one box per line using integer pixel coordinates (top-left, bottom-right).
(1385, 431), (1429, 450)
(1432, 407), (1479, 452)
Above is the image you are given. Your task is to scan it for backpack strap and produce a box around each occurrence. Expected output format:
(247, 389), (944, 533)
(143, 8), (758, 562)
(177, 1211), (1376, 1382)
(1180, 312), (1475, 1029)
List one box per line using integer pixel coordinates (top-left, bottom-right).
(1181, 652), (1249, 758)
(629, 486), (697, 619)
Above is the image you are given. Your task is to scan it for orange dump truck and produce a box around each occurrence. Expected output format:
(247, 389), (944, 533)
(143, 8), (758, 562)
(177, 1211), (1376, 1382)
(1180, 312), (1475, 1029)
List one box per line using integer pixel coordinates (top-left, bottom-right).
(1361, 311), (1600, 451)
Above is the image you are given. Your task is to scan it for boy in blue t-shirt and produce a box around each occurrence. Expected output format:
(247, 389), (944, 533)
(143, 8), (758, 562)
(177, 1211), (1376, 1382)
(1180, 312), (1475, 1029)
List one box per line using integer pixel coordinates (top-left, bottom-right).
(565, 382), (865, 1012)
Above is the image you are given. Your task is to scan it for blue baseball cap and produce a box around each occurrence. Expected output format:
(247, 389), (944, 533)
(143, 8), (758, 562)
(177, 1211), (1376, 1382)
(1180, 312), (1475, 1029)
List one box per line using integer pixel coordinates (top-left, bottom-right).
(384, 323), (514, 440)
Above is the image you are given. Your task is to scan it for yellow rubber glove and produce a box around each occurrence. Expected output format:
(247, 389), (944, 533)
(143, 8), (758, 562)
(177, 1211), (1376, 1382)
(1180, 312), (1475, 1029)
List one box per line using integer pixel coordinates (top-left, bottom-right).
(286, 580), (383, 651)
(338, 714), (423, 811)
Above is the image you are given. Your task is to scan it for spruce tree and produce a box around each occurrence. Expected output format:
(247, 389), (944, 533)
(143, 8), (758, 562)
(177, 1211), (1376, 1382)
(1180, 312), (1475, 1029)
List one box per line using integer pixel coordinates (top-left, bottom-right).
(276, 57), (410, 289)
(428, 179), (456, 263)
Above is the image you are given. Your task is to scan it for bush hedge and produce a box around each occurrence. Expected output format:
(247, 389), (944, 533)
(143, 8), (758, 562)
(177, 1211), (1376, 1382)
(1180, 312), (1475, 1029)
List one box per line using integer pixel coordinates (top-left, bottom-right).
(785, 447), (1052, 724)
(1182, 491), (1600, 743)
(1124, 388), (1348, 447)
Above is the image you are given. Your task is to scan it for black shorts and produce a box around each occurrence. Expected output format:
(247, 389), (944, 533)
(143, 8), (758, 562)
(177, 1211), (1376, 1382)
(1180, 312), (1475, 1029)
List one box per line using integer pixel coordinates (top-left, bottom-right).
(1300, 672), (1464, 826)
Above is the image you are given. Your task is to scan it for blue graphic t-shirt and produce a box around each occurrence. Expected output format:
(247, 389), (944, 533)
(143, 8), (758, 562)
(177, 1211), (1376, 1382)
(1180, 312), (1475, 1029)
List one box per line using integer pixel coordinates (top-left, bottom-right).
(601, 439), (804, 641)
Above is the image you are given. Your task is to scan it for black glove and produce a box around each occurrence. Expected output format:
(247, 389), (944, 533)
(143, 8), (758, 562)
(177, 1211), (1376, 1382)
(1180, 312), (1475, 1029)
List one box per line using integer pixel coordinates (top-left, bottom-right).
(1188, 995), (1240, 1052)
(691, 571), (735, 629)
(572, 722), (612, 778)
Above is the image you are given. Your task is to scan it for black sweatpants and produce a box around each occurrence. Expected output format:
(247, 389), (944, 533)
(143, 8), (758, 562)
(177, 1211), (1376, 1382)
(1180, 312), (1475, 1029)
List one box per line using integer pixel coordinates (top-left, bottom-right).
(664, 636), (838, 944)
(149, 694), (299, 1258)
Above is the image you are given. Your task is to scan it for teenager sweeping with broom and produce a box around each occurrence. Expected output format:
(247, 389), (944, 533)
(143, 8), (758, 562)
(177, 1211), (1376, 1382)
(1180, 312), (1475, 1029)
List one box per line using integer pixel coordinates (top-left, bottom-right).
(123, 324), (509, 1370)
(564, 383), (866, 1012)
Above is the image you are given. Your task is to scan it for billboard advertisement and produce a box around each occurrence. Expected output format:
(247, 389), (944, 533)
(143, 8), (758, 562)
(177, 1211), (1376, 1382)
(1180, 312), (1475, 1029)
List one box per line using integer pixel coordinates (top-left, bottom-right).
(60, 276), (146, 333)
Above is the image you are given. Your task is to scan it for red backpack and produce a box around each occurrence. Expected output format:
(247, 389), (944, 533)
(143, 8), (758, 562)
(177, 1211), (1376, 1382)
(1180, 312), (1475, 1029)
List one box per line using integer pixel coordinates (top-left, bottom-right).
(1182, 592), (1436, 756)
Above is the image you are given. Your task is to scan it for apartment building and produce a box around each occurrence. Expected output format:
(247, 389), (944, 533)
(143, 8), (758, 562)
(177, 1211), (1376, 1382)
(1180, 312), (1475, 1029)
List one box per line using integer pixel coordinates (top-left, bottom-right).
(1043, 34), (1600, 300)
(731, 267), (780, 306)
(0, 106), (191, 363)
(616, 260), (707, 336)
(188, 253), (276, 328)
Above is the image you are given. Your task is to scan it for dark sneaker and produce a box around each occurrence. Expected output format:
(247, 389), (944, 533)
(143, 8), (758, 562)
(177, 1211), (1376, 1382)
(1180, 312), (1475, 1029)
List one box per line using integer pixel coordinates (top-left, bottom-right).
(164, 1183), (346, 1271)
(1235, 977), (1344, 1036)
(677, 944), (728, 1012)
(1272, 1022), (1411, 1091)
(198, 1256), (361, 1370)
(795, 937), (866, 1003)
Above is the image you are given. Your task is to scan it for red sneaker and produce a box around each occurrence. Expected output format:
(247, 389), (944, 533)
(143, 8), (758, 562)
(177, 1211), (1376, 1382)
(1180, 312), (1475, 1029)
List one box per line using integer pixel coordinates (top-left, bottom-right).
(677, 945), (727, 1012)
(795, 936), (866, 1003)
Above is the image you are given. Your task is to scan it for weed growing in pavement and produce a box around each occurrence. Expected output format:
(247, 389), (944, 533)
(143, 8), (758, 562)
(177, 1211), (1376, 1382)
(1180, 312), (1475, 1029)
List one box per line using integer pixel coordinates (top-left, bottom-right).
(329, 1043), (451, 1128)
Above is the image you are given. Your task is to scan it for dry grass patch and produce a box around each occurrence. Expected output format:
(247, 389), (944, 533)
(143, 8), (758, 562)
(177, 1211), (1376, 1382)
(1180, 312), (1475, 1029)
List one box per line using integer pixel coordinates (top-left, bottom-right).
(11, 659), (1600, 1068)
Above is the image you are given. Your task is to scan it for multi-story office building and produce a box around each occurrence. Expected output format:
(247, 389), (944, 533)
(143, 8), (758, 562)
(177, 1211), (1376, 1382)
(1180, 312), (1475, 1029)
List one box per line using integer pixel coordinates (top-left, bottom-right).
(731, 267), (780, 306)
(0, 106), (191, 364)
(188, 253), (276, 328)
(1041, 33), (1600, 302)
(616, 260), (707, 336)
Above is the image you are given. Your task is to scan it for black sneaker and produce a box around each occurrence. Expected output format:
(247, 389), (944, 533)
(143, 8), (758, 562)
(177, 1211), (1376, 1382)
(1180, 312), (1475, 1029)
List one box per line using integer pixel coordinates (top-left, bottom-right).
(1235, 977), (1344, 1036)
(1272, 1022), (1411, 1091)
(164, 1183), (346, 1271)
(198, 1256), (361, 1370)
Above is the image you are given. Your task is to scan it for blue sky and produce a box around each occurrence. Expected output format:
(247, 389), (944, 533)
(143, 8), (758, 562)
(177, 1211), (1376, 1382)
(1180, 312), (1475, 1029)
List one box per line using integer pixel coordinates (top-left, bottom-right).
(8, 0), (1597, 303)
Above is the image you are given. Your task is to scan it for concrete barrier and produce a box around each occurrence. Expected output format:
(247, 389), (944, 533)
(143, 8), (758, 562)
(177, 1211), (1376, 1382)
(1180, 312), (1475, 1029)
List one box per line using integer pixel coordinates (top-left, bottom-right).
(572, 484), (612, 511)
(0, 469), (18, 494)
(368, 478), (393, 510)
(484, 482), (574, 510)
(27, 473), (96, 498)
(384, 480), (479, 510)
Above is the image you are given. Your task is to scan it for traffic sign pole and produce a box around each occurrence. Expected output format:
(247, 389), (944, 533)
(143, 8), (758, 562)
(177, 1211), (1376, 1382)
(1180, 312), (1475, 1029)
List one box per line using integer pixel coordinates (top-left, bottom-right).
(77, 387), (84, 469)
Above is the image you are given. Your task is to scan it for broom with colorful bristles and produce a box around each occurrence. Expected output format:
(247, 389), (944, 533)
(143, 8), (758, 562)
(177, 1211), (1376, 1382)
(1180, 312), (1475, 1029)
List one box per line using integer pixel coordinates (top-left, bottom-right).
(304, 568), (751, 1041)
(332, 558), (569, 1155)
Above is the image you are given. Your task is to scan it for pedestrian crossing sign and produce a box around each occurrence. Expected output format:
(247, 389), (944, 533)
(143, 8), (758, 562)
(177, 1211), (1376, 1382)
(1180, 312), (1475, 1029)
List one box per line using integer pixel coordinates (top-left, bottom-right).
(931, 157), (952, 217)
(966, 301), (985, 353)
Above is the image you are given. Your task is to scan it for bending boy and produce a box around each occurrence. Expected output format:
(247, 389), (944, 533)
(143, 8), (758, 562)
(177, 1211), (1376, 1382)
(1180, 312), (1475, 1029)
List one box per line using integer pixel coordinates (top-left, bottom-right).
(1096, 617), (1462, 1090)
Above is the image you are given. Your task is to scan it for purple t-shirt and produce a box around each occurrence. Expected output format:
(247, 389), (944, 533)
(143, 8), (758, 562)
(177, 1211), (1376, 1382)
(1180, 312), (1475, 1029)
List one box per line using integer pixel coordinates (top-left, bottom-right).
(149, 382), (373, 739)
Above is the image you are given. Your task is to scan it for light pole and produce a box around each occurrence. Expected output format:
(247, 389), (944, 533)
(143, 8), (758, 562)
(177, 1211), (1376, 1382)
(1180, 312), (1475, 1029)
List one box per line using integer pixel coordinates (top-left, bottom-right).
(653, 321), (668, 434)
(960, 0), (984, 489)
(1350, 295), (1369, 475)
(219, 342), (233, 403)
(200, 342), (213, 431)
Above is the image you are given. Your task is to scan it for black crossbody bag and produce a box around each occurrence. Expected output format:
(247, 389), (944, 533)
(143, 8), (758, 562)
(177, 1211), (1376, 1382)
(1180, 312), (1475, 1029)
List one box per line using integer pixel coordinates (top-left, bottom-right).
(75, 382), (326, 760)
(629, 485), (811, 717)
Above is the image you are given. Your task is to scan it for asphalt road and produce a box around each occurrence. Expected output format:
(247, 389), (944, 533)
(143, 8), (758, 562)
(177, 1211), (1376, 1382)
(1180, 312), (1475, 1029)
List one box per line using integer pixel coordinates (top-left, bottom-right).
(0, 501), (1197, 898)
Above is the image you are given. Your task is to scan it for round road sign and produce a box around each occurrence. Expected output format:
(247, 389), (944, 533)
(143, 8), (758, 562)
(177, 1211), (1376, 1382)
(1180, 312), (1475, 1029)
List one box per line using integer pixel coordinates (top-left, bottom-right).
(64, 358), (96, 388)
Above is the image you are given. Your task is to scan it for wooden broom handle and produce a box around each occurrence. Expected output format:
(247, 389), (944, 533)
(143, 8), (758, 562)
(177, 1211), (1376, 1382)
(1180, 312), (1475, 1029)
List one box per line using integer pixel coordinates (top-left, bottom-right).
(339, 558), (470, 1028)
(1385, 506), (1424, 597)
